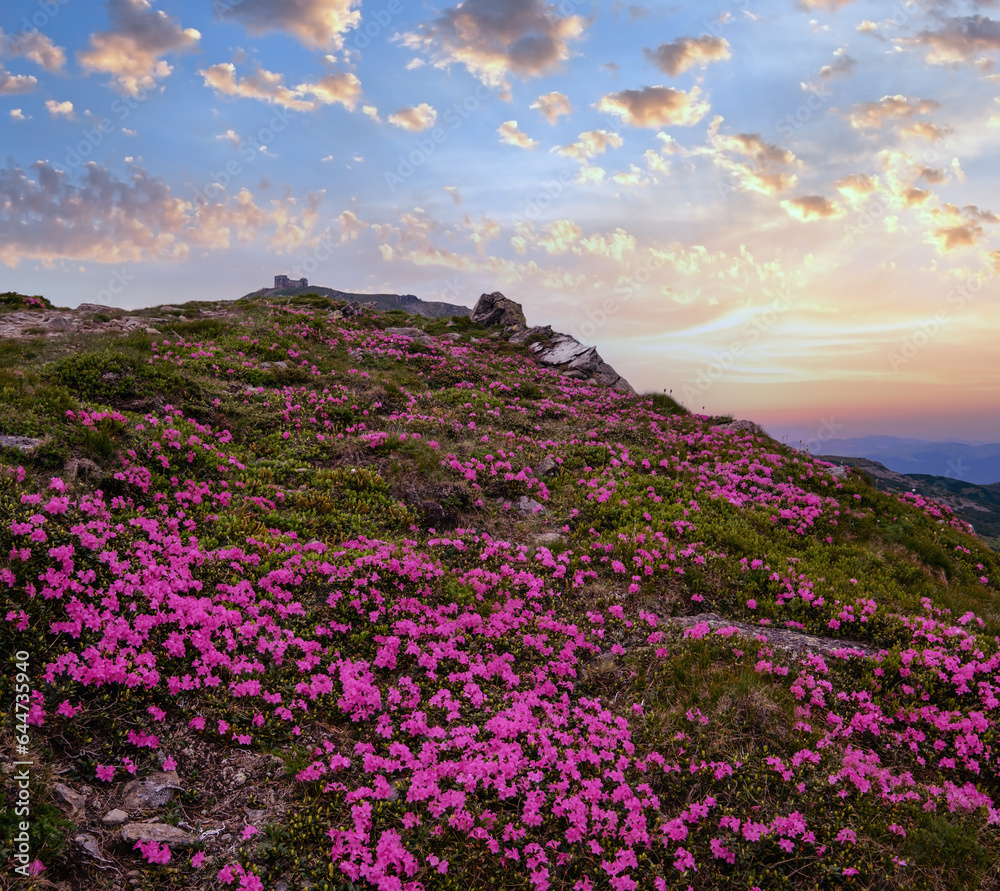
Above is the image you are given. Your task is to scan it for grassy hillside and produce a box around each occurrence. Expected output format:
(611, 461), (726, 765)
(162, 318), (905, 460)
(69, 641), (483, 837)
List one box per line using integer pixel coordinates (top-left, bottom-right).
(2, 291), (1000, 891)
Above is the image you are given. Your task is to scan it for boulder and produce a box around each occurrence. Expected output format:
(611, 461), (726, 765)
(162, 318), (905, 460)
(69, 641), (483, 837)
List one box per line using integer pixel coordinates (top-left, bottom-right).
(529, 333), (635, 394)
(76, 303), (117, 314)
(120, 823), (195, 847)
(713, 419), (766, 436)
(121, 770), (182, 812)
(102, 808), (130, 825)
(75, 833), (106, 860)
(52, 783), (87, 817)
(0, 435), (44, 453)
(471, 292), (527, 328)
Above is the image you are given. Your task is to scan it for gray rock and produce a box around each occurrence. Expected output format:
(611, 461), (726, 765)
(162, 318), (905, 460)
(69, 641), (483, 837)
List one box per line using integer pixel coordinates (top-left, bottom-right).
(102, 808), (130, 825)
(76, 303), (117, 314)
(75, 833), (106, 860)
(529, 333), (635, 394)
(120, 823), (195, 847)
(0, 435), (44, 453)
(45, 315), (76, 332)
(471, 292), (527, 328)
(533, 532), (564, 545)
(534, 457), (558, 476)
(714, 419), (766, 436)
(145, 327), (161, 335)
(52, 783), (87, 817)
(517, 496), (544, 514)
(508, 325), (552, 345)
(122, 771), (182, 812)
(384, 326), (434, 346)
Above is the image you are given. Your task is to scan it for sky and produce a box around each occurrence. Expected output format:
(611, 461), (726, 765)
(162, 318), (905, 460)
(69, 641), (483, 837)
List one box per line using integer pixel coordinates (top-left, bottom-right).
(1, 0), (999, 443)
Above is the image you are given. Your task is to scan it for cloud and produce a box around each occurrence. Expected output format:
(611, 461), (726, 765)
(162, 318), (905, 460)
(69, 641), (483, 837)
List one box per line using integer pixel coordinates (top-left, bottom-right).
(400, 0), (586, 91)
(219, 0), (361, 51)
(700, 119), (800, 195)
(904, 15), (1000, 66)
(337, 209), (367, 241)
(537, 219), (581, 254)
(79, 0), (200, 96)
(200, 62), (361, 111)
(444, 185), (462, 203)
(780, 195), (845, 221)
(530, 90), (571, 124)
(0, 160), (188, 265)
(9, 108), (28, 121)
(0, 67), (36, 95)
(834, 173), (880, 206)
(498, 120), (538, 148)
(797, 0), (860, 9)
(846, 94), (941, 129)
(597, 85), (710, 128)
(1, 30), (67, 72)
(388, 103), (438, 131)
(643, 36), (731, 76)
(900, 120), (951, 140)
(217, 128), (242, 149)
(555, 129), (623, 163)
(819, 49), (855, 78)
(45, 99), (75, 119)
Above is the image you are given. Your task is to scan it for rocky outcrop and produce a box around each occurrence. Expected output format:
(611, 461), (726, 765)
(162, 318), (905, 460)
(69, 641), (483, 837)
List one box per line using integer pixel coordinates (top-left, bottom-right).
(530, 333), (636, 394)
(471, 292), (527, 329)
(471, 293), (635, 394)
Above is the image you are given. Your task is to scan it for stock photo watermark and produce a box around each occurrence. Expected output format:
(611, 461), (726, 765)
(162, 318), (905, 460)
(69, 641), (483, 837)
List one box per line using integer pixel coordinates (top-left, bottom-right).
(10, 648), (36, 878)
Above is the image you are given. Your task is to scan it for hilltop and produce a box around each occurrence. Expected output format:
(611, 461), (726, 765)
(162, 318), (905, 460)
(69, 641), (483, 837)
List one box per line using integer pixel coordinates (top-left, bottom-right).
(1, 289), (999, 891)
(240, 284), (473, 319)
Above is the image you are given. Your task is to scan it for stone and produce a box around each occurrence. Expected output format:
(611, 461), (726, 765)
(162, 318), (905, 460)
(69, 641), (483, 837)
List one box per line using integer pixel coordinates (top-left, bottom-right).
(713, 419), (766, 436)
(45, 315), (75, 332)
(532, 532), (564, 545)
(534, 457), (558, 476)
(74, 833), (105, 860)
(52, 783), (87, 817)
(102, 809), (130, 825)
(120, 823), (195, 847)
(384, 326), (434, 346)
(471, 292), (527, 328)
(517, 496), (544, 514)
(508, 325), (551, 345)
(76, 303), (117, 314)
(121, 770), (182, 812)
(145, 327), (161, 335)
(0, 435), (44, 453)
(529, 332), (635, 394)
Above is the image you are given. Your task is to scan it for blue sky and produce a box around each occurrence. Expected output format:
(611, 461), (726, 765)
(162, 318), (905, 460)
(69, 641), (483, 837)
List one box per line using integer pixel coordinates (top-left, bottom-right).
(2, 0), (1000, 441)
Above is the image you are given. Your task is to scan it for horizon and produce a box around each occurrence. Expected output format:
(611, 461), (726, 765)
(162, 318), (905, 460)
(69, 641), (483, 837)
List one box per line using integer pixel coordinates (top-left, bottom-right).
(2, 0), (999, 442)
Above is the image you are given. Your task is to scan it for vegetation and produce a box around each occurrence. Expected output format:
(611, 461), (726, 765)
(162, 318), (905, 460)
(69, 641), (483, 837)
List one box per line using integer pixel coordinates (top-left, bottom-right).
(1, 291), (999, 890)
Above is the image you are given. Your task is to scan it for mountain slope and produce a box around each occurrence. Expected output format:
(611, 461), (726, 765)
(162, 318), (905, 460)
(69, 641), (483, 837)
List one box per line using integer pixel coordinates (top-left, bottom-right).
(1, 290), (999, 891)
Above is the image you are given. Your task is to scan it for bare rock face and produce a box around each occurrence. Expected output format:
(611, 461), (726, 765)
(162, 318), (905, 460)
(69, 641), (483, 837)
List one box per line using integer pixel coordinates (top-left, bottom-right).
(471, 292), (527, 329)
(529, 333), (635, 394)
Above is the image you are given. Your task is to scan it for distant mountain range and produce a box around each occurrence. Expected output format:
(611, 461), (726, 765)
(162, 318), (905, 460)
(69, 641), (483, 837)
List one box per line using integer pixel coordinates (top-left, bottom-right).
(794, 435), (1000, 486)
(240, 284), (472, 319)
